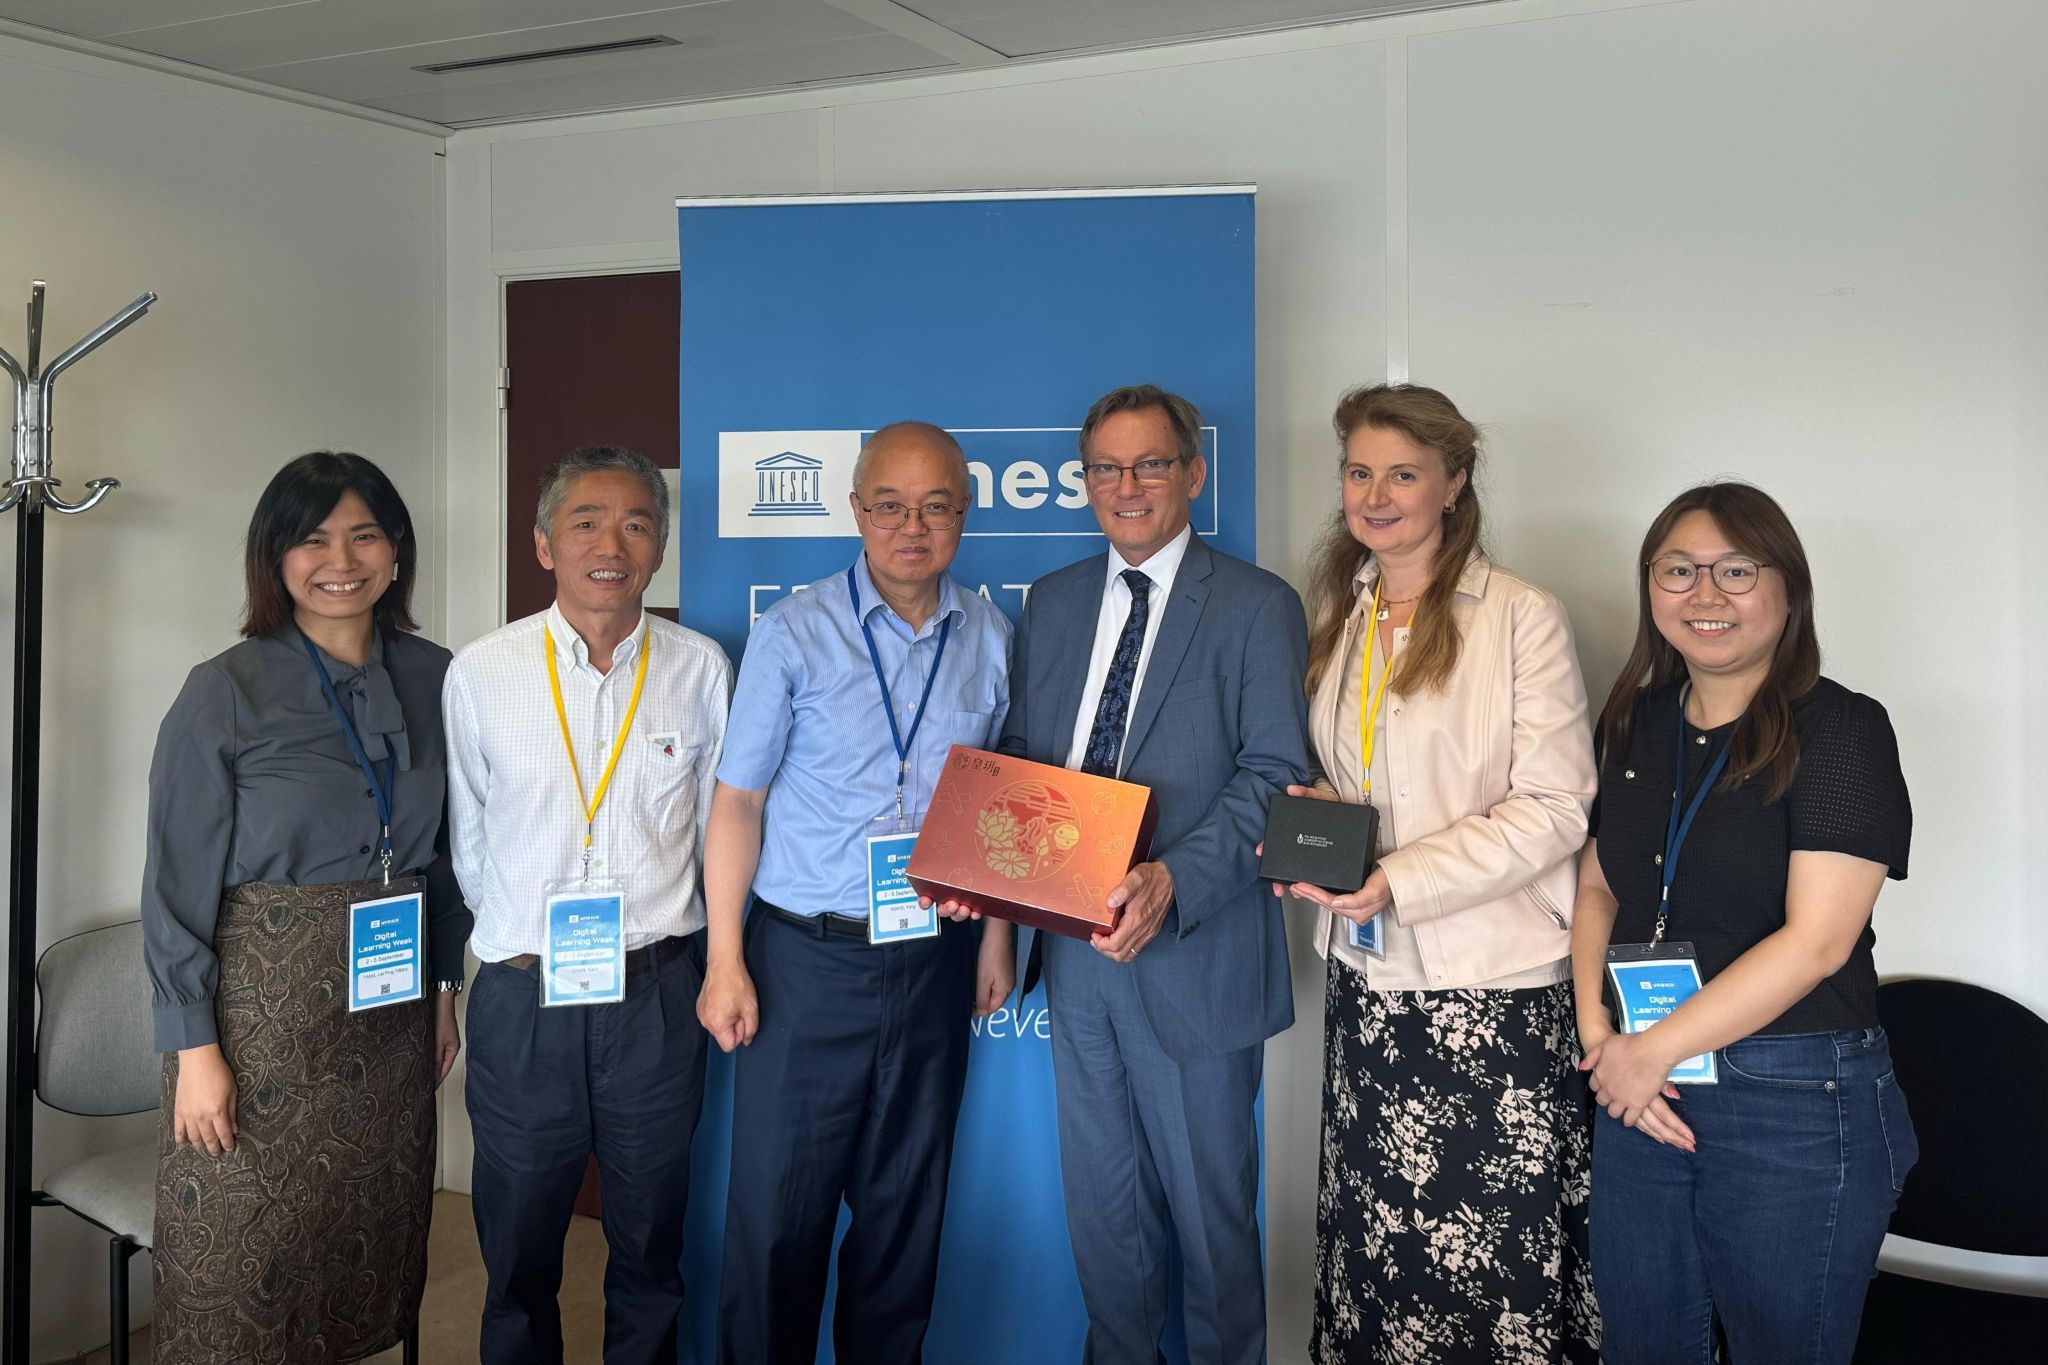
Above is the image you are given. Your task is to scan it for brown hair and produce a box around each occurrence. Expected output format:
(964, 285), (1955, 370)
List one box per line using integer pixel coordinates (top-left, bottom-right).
(242, 451), (418, 638)
(1597, 482), (1819, 801)
(1303, 383), (1483, 695)
(1077, 384), (1204, 466)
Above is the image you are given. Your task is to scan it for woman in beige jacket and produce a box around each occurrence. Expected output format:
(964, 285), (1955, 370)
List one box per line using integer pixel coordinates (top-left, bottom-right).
(1278, 384), (1600, 1363)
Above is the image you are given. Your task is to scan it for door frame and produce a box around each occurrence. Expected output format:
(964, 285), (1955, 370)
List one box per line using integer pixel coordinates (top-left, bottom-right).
(435, 252), (681, 1195)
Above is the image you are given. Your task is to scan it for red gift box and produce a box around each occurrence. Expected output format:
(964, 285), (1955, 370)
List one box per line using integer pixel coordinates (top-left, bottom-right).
(906, 746), (1159, 940)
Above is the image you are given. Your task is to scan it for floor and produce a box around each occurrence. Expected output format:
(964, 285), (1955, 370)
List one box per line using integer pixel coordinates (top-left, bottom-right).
(74, 1193), (609, 1364)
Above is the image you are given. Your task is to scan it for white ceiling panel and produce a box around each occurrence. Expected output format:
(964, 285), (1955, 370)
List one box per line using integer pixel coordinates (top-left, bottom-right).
(0, 1), (306, 39)
(235, 7), (899, 103)
(0, 0), (1504, 126)
(374, 34), (944, 124)
(905, 0), (1475, 57)
(108, 1), (812, 74)
(908, 0), (1457, 23)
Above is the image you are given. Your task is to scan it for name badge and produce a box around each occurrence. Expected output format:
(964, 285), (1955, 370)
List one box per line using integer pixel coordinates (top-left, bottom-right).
(1348, 914), (1386, 958)
(348, 884), (425, 1012)
(1605, 941), (1718, 1085)
(542, 880), (627, 1006)
(869, 815), (937, 944)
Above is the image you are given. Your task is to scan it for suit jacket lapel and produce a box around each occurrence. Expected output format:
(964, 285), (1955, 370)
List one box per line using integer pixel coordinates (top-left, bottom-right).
(1119, 535), (1213, 766)
(1045, 556), (1107, 763)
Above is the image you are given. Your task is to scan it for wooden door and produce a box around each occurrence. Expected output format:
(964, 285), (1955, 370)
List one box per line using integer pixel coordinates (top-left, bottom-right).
(504, 271), (680, 622)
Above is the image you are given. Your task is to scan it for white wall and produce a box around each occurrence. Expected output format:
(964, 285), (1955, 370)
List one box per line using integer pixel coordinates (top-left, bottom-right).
(421, 1), (2045, 1360)
(1401, 0), (2048, 1012)
(0, 34), (445, 1362)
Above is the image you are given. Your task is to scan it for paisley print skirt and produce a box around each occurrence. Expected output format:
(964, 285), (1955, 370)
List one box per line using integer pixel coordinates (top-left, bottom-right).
(1312, 959), (1600, 1364)
(153, 878), (435, 1365)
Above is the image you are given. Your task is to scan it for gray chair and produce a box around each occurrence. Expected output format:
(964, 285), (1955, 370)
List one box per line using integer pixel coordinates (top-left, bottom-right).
(32, 921), (425, 1365)
(31, 919), (158, 1365)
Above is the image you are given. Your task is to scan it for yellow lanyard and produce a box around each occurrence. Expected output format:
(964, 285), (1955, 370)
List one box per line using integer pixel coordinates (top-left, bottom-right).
(544, 623), (651, 870)
(1357, 580), (1401, 797)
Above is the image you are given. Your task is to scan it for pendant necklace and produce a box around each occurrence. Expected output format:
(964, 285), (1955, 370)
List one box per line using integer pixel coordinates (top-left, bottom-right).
(1375, 592), (1420, 622)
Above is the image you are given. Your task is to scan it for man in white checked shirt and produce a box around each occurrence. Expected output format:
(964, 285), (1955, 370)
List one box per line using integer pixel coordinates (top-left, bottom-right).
(444, 446), (731, 1365)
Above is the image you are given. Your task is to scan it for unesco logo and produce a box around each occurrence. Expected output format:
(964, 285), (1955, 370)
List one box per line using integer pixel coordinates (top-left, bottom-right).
(748, 452), (827, 518)
(717, 426), (1221, 540)
(717, 431), (863, 539)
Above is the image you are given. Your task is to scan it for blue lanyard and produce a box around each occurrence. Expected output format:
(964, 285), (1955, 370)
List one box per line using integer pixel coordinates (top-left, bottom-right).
(297, 630), (397, 883)
(847, 565), (952, 822)
(1656, 686), (1732, 944)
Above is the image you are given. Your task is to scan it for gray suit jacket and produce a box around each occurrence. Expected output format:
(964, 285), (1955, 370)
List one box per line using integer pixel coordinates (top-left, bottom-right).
(1001, 534), (1310, 1061)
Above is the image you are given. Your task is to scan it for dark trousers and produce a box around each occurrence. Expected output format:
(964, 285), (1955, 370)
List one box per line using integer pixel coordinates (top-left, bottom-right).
(465, 933), (710, 1365)
(718, 905), (977, 1365)
(1592, 1027), (1918, 1365)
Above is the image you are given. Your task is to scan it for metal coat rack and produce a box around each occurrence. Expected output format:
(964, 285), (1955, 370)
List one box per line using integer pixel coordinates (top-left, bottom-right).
(1, 280), (156, 1361)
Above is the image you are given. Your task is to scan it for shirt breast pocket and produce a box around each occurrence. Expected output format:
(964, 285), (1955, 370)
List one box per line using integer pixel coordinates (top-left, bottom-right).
(930, 707), (996, 752)
(634, 735), (706, 834)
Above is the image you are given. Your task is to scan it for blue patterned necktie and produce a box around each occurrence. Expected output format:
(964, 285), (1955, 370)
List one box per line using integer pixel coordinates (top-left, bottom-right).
(1081, 569), (1153, 778)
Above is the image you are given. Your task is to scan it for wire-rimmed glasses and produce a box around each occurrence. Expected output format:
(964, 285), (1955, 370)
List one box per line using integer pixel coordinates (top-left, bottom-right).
(1647, 553), (1770, 594)
(856, 499), (964, 530)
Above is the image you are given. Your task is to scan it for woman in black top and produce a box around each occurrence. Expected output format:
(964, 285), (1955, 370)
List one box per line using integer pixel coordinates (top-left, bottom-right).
(1570, 482), (1914, 1364)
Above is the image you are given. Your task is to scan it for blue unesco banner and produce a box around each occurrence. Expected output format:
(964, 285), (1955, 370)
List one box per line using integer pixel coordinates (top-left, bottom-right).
(674, 187), (1256, 1364)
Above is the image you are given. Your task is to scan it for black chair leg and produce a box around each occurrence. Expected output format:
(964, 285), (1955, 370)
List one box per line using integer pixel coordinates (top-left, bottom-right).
(108, 1236), (138, 1365)
(402, 1324), (419, 1364)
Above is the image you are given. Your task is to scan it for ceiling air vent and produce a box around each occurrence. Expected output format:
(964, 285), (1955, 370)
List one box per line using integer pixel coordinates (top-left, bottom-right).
(413, 35), (679, 75)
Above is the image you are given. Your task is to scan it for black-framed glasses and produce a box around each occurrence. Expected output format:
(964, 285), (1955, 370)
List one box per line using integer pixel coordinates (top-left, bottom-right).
(857, 499), (964, 530)
(1647, 553), (1771, 594)
(1082, 456), (1186, 487)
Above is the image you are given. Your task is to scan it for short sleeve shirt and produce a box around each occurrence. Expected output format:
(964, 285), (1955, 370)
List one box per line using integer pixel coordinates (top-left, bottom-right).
(716, 559), (1012, 916)
(1590, 676), (1911, 1035)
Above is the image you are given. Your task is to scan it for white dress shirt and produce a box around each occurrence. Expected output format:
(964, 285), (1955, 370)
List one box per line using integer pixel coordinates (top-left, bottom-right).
(444, 602), (732, 962)
(1064, 524), (1195, 773)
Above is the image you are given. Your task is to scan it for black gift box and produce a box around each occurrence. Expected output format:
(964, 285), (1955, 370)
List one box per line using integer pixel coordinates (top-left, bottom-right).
(1258, 793), (1378, 894)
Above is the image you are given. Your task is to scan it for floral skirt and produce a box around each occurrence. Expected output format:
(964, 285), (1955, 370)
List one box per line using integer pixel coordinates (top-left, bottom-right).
(153, 879), (436, 1365)
(1312, 960), (1600, 1365)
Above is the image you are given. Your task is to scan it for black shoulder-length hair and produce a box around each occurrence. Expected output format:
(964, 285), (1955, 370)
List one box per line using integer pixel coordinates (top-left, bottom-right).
(241, 451), (419, 638)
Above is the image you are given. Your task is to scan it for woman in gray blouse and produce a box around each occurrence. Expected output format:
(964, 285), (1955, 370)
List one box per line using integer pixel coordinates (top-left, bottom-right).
(142, 451), (469, 1365)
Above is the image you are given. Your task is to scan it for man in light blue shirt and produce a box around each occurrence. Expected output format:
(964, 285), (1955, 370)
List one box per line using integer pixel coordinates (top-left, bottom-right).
(698, 421), (1013, 1365)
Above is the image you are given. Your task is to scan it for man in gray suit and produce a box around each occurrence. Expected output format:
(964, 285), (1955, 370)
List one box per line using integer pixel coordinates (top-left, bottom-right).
(1002, 384), (1309, 1364)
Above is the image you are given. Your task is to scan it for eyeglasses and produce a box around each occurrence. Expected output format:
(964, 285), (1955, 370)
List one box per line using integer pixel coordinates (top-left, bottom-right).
(857, 499), (964, 531)
(1082, 456), (1186, 488)
(1647, 553), (1771, 595)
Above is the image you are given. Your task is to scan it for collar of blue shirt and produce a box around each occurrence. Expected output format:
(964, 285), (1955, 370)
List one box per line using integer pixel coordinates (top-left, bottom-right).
(851, 552), (965, 642)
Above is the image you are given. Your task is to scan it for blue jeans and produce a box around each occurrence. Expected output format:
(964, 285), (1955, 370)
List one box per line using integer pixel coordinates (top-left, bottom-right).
(1591, 1027), (1917, 1364)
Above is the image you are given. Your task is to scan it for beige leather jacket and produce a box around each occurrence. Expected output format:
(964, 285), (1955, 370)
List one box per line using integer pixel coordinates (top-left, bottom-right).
(1307, 554), (1596, 988)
